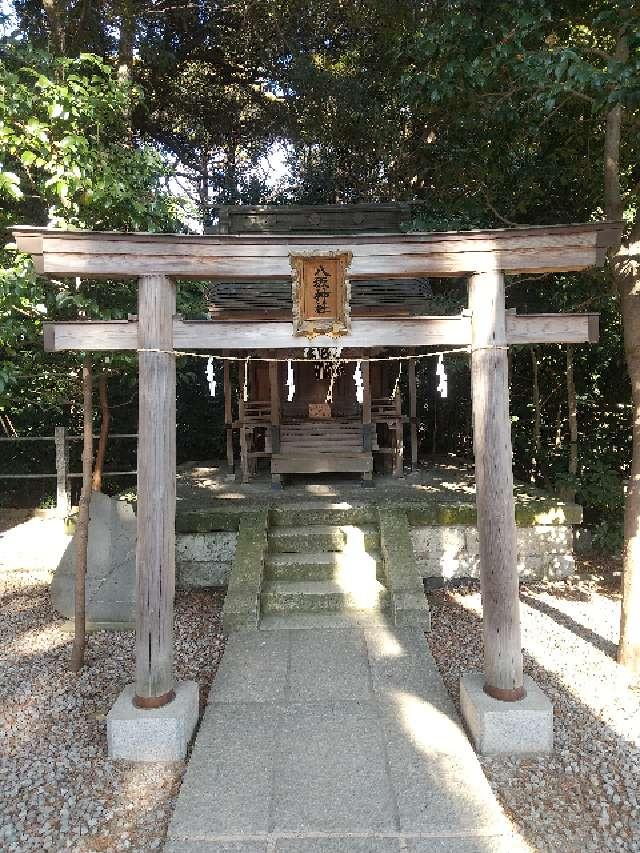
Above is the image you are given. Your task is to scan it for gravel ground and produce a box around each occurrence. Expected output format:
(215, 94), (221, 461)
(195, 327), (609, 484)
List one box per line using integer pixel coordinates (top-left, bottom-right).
(0, 559), (225, 852)
(2, 535), (639, 853)
(426, 557), (640, 853)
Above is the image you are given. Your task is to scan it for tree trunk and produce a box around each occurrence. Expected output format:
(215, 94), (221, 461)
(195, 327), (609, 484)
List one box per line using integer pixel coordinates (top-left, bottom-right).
(43, 0), (65, 54)
(566, 345), (578, 502)
(91, 374), (110, 492)
(199, 150), (211, 230)
(617, 236), (640, 675)
(70, 357), (93, 673)
(118, 0), (135, 77)
(117, 0), (136, 147)
(602, 31), (640, 675)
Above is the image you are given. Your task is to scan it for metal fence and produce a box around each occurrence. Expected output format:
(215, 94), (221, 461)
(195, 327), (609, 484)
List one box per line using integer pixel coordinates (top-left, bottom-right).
(0, 428), (137, 515)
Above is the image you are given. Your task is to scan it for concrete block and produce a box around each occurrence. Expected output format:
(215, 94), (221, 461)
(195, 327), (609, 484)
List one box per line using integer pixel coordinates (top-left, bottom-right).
(517, 524), (573, 554)
(177, 559), (232, 587)
(107, 681), (199, 761)
(460, 672), (553, 755)
(175, 532), (237, 563)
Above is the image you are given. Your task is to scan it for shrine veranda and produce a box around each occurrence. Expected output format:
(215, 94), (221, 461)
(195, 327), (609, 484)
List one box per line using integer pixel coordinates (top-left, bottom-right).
(12, 205), (622, 757)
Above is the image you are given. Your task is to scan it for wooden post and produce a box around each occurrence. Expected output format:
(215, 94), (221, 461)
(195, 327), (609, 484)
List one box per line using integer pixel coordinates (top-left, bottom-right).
(469, 270), (525, 701)
(269, 360), (282, 487)
(408, 359), (418, 471)
(135, 274), (176, 708)
(239, 359), (249, 483)
(269, 361), (281, 452)
(55, 426), (70, 516)
(223, 356), (233, 472)
(362, 359), (372, 482)
(70, 358), (92, 672)
(393, 365), (404, 478)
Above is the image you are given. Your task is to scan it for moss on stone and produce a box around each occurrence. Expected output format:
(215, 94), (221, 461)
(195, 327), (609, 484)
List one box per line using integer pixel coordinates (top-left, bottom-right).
(378, 509), (429, 630)
(222, 510), (268, 632)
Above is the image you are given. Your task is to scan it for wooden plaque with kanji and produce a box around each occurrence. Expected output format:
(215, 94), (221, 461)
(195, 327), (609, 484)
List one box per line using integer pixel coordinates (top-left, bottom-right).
(290, 251), (352, 336)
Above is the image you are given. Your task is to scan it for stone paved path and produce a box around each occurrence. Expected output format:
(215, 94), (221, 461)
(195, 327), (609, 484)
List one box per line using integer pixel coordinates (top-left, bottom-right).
(165, 625), (529, 853)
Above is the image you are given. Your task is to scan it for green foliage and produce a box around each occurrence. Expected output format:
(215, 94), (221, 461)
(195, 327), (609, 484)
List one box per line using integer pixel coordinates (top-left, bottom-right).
(1, 1), (638, 555)
(0, 43), (179, 422)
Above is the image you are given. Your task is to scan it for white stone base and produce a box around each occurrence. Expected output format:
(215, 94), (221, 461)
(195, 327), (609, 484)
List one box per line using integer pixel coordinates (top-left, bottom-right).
(107, 681), (199, 761)
(460, 672), (553, 755)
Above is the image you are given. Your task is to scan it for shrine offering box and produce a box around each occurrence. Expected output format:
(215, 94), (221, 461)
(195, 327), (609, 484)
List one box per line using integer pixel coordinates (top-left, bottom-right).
(308, 402), (332, 418)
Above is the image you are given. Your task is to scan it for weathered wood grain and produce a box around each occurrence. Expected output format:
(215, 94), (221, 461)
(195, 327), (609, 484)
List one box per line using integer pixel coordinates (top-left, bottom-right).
(42, 312), (599, 352)
(469, 271), (524, 700)
(269, 360), (280, 454)
(408, 360), (418, 471)
(223, 356), (233, 472)
(13, 221), (621, 279)
(134, 274), (176, 706)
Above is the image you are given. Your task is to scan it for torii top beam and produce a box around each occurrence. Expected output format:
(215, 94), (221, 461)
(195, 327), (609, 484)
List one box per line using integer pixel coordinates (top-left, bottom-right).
(12, 221), (621, 280)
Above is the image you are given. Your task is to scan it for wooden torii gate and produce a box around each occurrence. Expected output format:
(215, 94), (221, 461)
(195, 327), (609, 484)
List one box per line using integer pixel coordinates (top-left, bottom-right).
(13, 221), (620, 726)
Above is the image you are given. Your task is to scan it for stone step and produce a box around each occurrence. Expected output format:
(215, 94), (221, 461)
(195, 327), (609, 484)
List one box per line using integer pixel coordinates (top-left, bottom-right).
(264, 550), (381, 582)
(268, 524), (379, 554)
(260, 579), (389, 614)
(258, 611), (392, 630)
(269, 504), (377, 528)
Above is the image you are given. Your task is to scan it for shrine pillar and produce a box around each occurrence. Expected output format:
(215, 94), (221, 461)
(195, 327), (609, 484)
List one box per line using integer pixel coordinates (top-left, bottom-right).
(107, 274), (198, 761)
(460, 269), (553, 755)
(134, 274), (177, 706)
(468, 270), (523, 699)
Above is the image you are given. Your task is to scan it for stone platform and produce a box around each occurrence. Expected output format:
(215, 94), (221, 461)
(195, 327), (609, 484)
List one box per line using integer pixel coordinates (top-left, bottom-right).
(41, 460), (581, 629)
(174, 459), (581, 587)
(165, 624), (528, 853)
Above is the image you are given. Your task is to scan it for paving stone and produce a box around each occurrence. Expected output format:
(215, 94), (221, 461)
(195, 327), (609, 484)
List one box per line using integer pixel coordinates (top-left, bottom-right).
(377, 696), (507, 834)
(274, 837), (403, 852)
(259, 612), (390, 630)
(169, 625), (514, 851)
(272, 701), (397, 834)
(406, 836), (520, 853)
(288, 629), (371, 701)
(164, 842), (268, 853)
(211, 630), (289, 702)
(365, 627), (456, 710)
(168, 704), (279, 837)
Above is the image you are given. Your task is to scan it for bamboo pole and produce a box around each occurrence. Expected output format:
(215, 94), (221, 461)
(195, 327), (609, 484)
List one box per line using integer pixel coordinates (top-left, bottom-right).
(469, 271), (524, 701)
(70, 356), (93, 673)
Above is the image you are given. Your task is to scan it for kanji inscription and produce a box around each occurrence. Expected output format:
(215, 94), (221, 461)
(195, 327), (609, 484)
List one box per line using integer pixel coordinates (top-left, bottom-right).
(290, 251), (352, 337)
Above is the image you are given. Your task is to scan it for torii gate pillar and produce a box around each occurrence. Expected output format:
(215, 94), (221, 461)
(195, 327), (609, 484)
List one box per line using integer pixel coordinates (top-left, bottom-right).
(107, 274), (198, 761)
(135, 274), (177, 706)
(460, 269), (553, 754)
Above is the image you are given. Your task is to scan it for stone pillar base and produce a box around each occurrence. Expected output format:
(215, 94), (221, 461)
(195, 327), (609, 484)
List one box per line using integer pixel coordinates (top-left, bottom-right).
(107, 681), (199, 761)
(460, 672), (553, 755)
